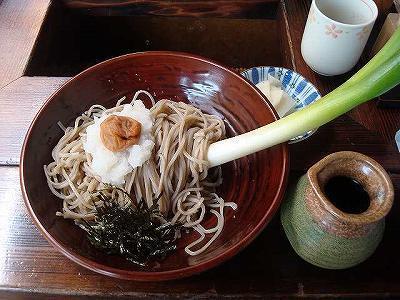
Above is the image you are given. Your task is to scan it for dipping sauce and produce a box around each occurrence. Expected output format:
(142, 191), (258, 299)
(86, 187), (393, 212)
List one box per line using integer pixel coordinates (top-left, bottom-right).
(324, 176), (370, 214)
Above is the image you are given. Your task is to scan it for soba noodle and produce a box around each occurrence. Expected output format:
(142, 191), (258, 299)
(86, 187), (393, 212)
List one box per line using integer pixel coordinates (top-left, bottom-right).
(44, 90), (237, 256)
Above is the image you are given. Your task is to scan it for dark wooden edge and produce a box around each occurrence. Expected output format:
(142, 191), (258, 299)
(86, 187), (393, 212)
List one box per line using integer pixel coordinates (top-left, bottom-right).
(278, 0), (295, 69)
(0, 76), (70, 166)
(2, 287), (400, 299)
(0, 0), (51, 90)
(377, 85), (400, 108)
(61, 0), (280, 18)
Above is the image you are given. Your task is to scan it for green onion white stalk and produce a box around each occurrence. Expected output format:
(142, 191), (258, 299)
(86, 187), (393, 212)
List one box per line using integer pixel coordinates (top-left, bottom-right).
(207, 27), (400, 167)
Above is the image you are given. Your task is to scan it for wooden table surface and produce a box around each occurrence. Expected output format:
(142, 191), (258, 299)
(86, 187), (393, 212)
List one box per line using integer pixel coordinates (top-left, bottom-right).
(0, 0), (399, 298)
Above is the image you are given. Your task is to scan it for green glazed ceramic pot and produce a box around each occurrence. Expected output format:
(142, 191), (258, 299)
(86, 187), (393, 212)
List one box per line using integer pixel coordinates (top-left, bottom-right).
(281, 151), (394, 269)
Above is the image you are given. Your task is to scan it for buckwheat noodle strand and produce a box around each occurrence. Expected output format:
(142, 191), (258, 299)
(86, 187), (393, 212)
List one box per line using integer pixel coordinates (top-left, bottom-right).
(44, 90), (237, 255)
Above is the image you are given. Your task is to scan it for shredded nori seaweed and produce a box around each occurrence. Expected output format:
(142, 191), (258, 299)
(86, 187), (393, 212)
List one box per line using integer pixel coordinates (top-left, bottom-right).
(79, 188), (180, 266)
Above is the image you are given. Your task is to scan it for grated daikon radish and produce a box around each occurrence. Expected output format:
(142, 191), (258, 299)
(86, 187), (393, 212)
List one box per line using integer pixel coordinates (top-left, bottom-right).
(256, 75), (296, 118)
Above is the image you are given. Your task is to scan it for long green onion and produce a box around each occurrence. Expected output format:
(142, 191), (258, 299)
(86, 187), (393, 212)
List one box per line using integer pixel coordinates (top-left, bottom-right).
(207, 27), (400, 167)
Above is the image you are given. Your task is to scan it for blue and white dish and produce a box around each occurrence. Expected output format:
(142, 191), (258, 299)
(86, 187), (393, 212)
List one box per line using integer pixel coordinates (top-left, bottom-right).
(241, 66), (321, 144)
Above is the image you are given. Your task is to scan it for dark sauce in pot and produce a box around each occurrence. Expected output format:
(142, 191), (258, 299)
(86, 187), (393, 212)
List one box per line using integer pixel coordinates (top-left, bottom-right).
(324, 176), (370, 214)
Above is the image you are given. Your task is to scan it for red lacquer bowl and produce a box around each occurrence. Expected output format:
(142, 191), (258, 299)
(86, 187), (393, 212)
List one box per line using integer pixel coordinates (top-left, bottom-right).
(20, 52), (289, 281)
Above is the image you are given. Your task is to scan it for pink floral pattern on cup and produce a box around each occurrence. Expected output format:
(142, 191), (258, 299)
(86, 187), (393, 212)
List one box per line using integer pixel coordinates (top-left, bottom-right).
(357, 27), (370, 41)
(302, 0), (378, 76)
(325, 24), (343, 39)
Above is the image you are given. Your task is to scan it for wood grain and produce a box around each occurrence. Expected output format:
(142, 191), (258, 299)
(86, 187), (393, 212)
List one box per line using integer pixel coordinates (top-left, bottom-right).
(0, 0), (51, 89)
(374, 0), (394, 17)
(1, 76), (399, 172)
(290, 114), (400, 173)
(62, 0), (279, 18)
(0, 0), (399, 297)
(0, 77), (69, 165)
(284, 0), (400, 144)
(1, 166), (400, 298)
(347, 101), (400, 143)
(26, 5), (282, 76)
(278, 0), (295, 69)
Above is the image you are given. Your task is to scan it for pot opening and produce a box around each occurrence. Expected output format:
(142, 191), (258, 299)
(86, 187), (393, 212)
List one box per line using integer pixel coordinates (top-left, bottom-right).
(324, 175), (370, 214)
(308, 151), (394, 224)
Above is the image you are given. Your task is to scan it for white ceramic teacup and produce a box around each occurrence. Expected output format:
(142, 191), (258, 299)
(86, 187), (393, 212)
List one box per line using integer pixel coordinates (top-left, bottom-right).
(301, 0), (378, 76)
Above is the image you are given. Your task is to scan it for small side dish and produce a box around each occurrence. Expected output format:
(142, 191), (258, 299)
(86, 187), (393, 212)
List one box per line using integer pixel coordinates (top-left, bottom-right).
(241, 66), (321, 143)
(256, 74), (296, 117)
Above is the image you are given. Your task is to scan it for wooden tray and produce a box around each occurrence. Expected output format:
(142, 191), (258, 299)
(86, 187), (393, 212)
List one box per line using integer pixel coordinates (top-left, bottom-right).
(0, 0), (399, 298)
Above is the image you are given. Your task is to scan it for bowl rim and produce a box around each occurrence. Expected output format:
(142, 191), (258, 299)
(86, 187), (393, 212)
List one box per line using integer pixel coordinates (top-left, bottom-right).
(19, 51), (290, 281)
